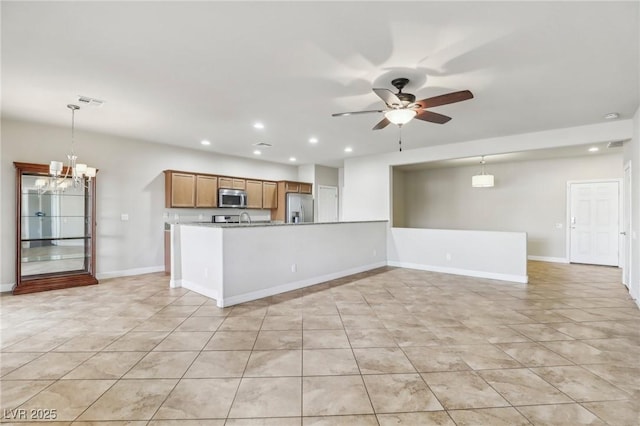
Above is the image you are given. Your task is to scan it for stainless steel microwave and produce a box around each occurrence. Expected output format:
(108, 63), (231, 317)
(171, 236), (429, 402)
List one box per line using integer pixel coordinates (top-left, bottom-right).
(218, 188), (247, 208)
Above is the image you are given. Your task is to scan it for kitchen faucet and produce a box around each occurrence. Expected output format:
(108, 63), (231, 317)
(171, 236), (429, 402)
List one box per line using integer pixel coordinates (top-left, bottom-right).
(239, 211), (252, 224)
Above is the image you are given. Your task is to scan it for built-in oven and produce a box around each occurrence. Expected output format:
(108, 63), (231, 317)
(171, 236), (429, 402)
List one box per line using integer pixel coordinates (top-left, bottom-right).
(218, 189), (247, 208)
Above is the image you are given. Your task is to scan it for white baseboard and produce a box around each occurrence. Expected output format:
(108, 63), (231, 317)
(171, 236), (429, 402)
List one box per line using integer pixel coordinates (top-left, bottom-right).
(387, 261), (528, 284)
(181, 280), (219, 302)
(527, 255), (569, 263)
(96, 265), (164, 280)
(0, 282), (16, 293)
(219, 261), (387, 308)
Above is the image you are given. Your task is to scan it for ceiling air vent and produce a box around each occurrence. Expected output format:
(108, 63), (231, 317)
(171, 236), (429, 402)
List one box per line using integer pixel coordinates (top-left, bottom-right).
(607, 140), (625, 148)
(77, 96), (105, 107)
(253, 142), (273, 148)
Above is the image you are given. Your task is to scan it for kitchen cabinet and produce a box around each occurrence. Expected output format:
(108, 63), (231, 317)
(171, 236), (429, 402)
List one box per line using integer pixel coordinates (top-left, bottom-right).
(284, 181), (300, 193)
(195, 175), (217, 208)
(165, 170), (277, 210)
(271, 180), (312, 222)
(300, 183), (312, 194)
(246, 180), (263, 209)
(165, 171), (196, 208)
(262, 181), (277, 209)
(219, 177), (246, 190)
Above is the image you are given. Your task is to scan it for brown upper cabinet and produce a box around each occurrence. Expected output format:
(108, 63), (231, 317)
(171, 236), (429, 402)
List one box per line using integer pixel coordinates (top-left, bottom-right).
(284, 181), (300, 193)
(262, 181), (278, 209)
(246, 180), (263, 209)
(165, 170), (279, 210)
(281, 180), (312, 194)
(196, 175), (217, 208)
(219, 177), (246, 190)
(300, 183), (312, 194)
(165, 171), (218, 208)
(166, 171), (196, 208)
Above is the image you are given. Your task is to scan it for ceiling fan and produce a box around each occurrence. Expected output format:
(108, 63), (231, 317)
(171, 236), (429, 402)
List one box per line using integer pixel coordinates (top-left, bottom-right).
(332, 78), (474, 130)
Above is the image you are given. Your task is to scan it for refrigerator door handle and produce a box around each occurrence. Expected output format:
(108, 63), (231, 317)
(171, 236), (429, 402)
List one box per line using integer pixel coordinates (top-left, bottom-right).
(301, 204), (304, 222)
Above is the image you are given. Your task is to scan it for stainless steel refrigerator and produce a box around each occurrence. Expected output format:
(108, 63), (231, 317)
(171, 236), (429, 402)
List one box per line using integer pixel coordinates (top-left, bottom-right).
(286, 193), (314, 223)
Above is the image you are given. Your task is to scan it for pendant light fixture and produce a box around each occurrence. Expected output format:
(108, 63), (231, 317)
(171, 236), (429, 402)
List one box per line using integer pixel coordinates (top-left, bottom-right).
(47, 104), (96, 191)
(472, 156), (494, 187)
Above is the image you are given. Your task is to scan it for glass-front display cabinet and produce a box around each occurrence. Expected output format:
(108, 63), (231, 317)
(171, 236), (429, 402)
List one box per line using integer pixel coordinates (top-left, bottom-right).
(14, 162), (98, 294)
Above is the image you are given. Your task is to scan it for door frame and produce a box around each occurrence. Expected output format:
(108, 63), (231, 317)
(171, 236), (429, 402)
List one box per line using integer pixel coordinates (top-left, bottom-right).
(623, 162), (632, 287)
(565, 179), (622, 266)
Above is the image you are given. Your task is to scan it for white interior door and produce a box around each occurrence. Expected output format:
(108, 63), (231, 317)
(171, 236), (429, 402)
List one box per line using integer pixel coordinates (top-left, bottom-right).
(623, 163), (631, 287)
(317, 185), (338, 223)
(569, 181), (619, 266)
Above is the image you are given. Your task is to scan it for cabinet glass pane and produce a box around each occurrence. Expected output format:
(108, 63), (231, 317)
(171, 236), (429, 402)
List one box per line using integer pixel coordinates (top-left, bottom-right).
(21, 238), (90, 277)
(19, 174), (93, 279)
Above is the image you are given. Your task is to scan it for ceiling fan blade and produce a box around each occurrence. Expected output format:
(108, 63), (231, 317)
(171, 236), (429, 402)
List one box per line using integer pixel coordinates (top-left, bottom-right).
(415, 110), (452, 124)
(372, 117), (390, 130)
(415, 90), (474, 109)
(332, 109), (384, 117)
(373, 88), (402, 107)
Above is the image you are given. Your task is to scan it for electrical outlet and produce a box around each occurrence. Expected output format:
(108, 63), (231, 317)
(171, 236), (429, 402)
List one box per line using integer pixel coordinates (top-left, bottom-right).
(446, 253), (452, 261)
(373, 249), (377, 257)
(120, 213), (129, 221)
(291, 264), (297, 272)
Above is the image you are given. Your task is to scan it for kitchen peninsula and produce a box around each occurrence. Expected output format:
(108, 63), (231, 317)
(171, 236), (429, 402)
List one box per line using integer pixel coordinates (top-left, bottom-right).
(169, 221), (388, 307)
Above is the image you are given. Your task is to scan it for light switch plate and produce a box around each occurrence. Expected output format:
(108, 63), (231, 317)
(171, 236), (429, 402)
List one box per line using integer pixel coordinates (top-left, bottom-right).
(120, 213), (129, 221)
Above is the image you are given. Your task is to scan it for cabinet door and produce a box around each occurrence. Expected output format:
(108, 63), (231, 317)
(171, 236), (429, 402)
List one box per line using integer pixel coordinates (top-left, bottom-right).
(232, 178), (246, 190)
(263, 181), (277, 209)
(284, 181), (300, 193)
(246, 180), (263, 209)
(299, 183), (312, 194)
(171, 173), (196, 207)
(218, 177), (233, 189)
(196, 175), (217, 208)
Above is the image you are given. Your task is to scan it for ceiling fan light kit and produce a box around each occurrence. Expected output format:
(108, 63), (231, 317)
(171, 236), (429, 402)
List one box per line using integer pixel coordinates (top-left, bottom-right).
(385, 108), (417, 125)
(332, 77), (474, 151)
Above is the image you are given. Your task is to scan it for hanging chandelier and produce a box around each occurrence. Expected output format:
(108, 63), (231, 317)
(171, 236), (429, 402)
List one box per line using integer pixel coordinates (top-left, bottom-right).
(471, 156), (494, 187)
(43, 104), (95, 192)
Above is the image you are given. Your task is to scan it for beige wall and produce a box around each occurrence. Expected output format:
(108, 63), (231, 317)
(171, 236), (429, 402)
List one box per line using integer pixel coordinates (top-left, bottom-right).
(1, 118), (298, 288)
(396, 153), (623, 259)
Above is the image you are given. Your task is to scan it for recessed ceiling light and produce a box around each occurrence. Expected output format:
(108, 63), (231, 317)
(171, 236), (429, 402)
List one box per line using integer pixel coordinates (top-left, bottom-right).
(253, 122), (264, 129)
(253, 150), (261, 155)
(309, 137), (318, 144)
(588, 147), (599, 152)
(344, 147), (353, 153)
(200, 140), (211, 146)
(289, 157), (297, 162)
(604, 112), (619, 120)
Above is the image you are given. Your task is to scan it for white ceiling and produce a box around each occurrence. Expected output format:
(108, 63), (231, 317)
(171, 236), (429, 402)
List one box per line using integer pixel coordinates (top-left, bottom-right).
(2, 1), (638, 167)
(395, 140), (627, 171)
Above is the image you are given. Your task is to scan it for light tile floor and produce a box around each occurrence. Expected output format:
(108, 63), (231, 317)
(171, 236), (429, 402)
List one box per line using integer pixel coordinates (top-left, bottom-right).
(1, 261), (639, 425)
